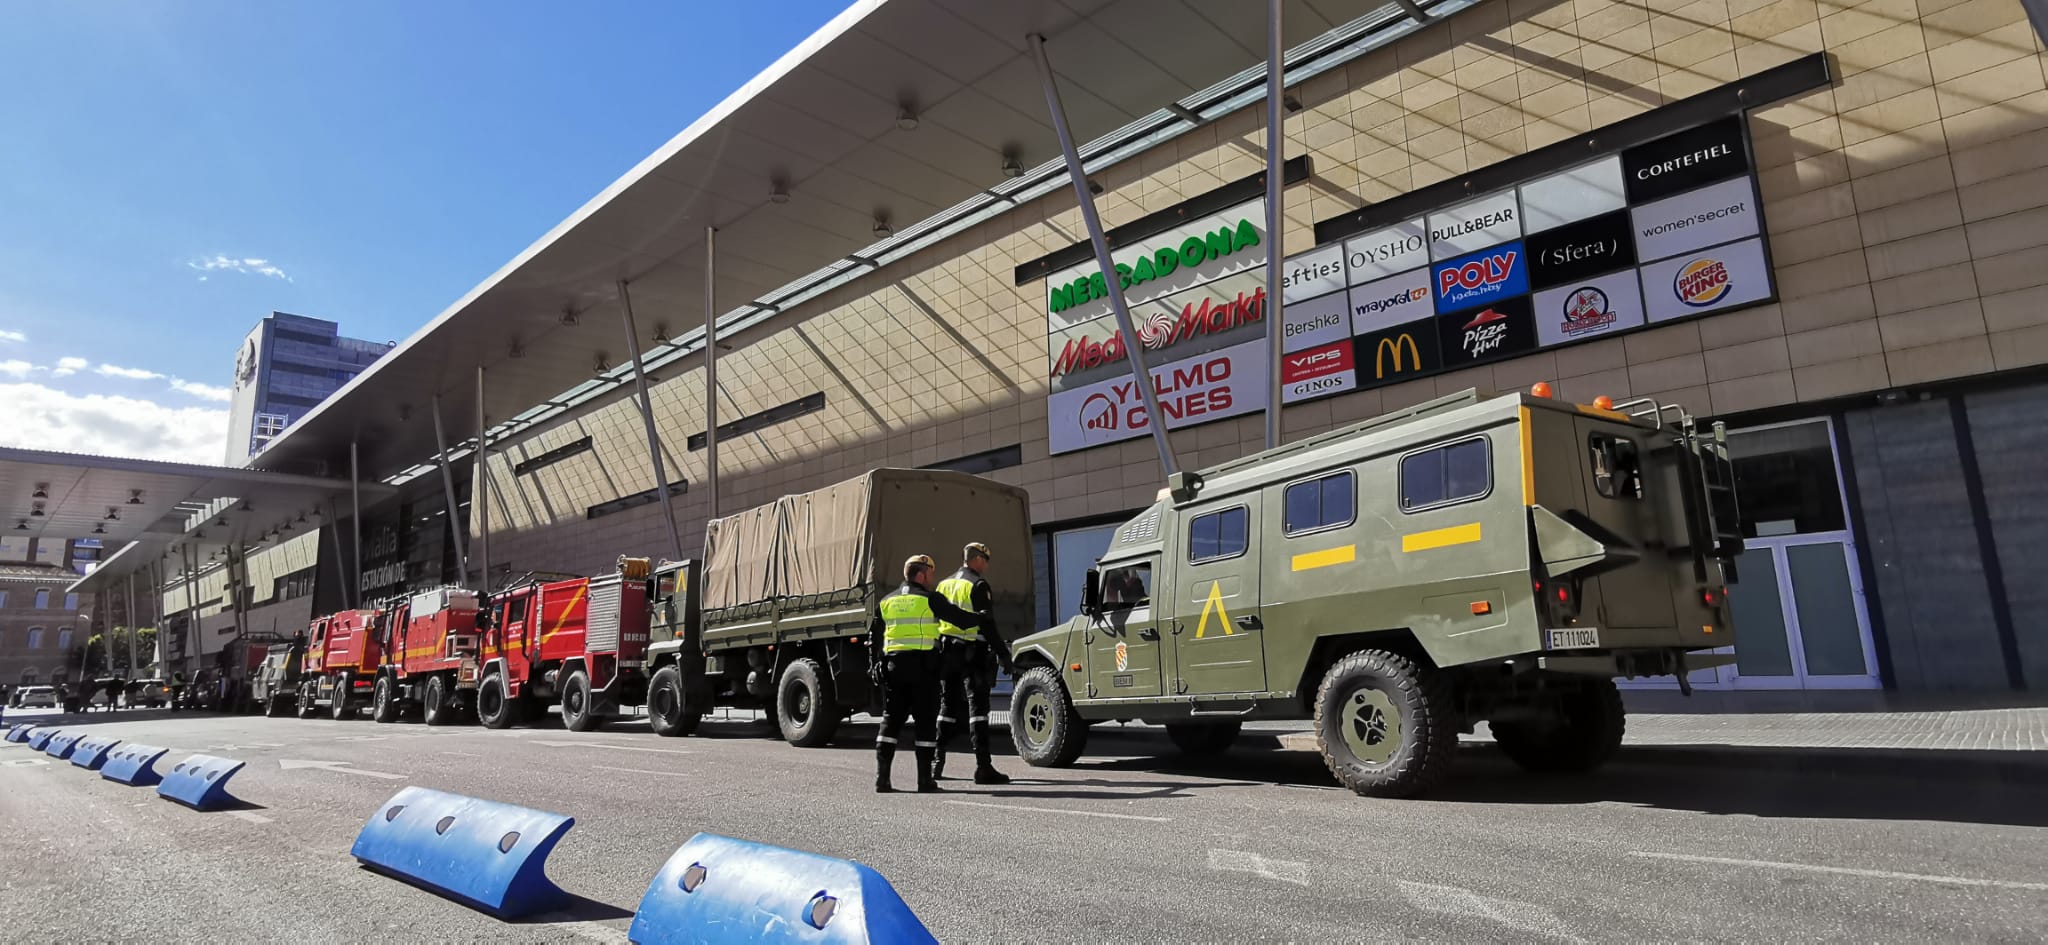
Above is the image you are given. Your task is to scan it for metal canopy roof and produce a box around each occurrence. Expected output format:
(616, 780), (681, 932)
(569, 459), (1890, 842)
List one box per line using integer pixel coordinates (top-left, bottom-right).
(247, 0), (1457, 484)
(0, 446), (388, 593)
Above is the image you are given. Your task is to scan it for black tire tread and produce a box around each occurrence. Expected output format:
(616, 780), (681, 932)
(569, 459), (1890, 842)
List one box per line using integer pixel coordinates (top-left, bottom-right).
(647, 665), (698, 738)
(778, 658), (839, 748)
(477, 672), (514, 730)
(371, 675), (400, 724)
(562, 669), (598, 733)
(1312, 649), (1458, 798)
(1011, 666), (1088, 767)
(423, 675), (452, 727)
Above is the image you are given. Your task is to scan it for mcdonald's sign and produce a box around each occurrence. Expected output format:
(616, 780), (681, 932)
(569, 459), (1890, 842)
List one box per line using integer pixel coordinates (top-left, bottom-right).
(1354, 318), (1441, 388)
(1375, 334), (1421, 377)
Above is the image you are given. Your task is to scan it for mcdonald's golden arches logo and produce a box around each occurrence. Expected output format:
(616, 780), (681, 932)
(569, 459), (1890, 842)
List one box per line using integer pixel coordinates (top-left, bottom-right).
(1375, 333), (1421, 378)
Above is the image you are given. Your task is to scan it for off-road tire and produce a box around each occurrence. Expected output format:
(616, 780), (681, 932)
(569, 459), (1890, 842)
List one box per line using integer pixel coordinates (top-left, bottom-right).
(371, 675), (400, 724)
(330, 674), (356, 721)
(1313, 649), (1458, 798)
(777, 658), (839, 747)
(478, 671), (515, 730)
(1491, 679), (1626, 774)
(1164, 721), (1241, 756)
(1011, 665), (1087, 767)
(561, 669), (600, 732)
(647, 665), (699, 738)
(296, 682), (318, 719)
(423, 675), (453, 727)
(264, 693), (285, 718)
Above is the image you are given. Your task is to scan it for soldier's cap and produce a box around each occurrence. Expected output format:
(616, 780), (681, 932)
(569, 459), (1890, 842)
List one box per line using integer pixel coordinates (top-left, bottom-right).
(964, 542), (991, 561)
(904, 554), (935, 571)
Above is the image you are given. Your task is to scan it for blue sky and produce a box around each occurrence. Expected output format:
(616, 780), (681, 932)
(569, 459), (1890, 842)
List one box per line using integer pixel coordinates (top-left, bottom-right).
(0, 1), (848, 461)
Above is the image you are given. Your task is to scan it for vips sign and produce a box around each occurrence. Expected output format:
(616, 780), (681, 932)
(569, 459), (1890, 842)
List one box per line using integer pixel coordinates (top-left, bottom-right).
(1049, 338), (1268, 454)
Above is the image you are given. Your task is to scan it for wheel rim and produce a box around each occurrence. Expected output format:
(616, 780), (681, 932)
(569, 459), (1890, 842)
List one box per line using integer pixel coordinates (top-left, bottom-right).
(1021, 688), (1053, 748)
(651, 683), (677, 721)
(785, 681), (812, 727)
(1340, 686), (1402, 766)
(480, 684), (502, 718)
(566, 686), (584, 717)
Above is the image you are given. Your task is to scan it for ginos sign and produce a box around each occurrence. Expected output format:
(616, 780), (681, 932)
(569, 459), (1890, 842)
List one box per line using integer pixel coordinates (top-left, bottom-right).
(1049, 288), (1266, 377)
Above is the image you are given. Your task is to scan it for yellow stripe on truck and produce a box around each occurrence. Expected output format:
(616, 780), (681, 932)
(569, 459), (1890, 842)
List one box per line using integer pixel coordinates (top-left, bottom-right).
(1402, 522), (1482, 553)
(1518, 406), (1535, 506)
(1291, 544), (1356, 572)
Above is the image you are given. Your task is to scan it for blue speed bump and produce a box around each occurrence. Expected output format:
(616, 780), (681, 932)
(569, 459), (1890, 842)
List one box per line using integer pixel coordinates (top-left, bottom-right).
(69, 735), (122, 770)
(156, 754), (246, 810)
(44, 731), (83, 760)
(350, 786), (575, 919)
(628, 833), (939, 945)
(26, 728), (58, 751)
(5, 723), (33, 743)
(101, 744), (170, 786)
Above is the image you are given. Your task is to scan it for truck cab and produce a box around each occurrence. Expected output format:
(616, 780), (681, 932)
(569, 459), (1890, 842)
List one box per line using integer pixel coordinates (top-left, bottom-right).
(1008, 388), (1741, 797)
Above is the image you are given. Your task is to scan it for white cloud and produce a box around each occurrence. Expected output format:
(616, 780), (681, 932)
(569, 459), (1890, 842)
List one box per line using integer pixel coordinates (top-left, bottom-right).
(0, 329), (24, 343)
(0, 381), (227, 464)
(96, 363), (165, 380)
(52, 356), (87, 377)
(170, 377), (232, 402)
(189, 255), (292, 282)
(0, 359), (34, 378)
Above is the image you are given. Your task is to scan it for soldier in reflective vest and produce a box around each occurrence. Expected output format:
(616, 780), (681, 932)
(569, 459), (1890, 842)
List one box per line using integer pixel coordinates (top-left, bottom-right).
(868, 554), (985, 793)
(932, 542), (1015, 785)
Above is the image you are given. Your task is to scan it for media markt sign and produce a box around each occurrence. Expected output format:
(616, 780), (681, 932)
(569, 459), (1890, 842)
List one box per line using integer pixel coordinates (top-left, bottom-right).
(1042, 200), (1267, 332)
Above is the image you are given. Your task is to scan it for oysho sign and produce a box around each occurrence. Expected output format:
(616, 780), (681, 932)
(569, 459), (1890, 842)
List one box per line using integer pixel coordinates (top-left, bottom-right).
(1049, 338), (1269, 454)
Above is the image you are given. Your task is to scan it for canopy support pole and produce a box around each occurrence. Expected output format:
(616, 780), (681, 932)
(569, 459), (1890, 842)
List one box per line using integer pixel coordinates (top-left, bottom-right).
(1262, 0), (1286, 451)
(475, 367), (491, 593)
(430, 394), (470, 578)
(350, 441), (363, 607)
(705, 226), (720, 523)
(617, 279), (687, 562)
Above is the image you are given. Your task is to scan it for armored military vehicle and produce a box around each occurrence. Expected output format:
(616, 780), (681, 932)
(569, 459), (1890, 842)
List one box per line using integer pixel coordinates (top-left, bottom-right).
(1007, 388), (1741, 797)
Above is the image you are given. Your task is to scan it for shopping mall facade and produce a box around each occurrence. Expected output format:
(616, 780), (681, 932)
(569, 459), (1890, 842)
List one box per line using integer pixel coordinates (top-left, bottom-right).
(153, 0), (2048, 695)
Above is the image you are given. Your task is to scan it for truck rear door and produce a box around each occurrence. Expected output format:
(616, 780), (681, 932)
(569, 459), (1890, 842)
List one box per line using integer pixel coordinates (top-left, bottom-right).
(1170, 496), (1266, 695)
(1571, 416), (1678, 631)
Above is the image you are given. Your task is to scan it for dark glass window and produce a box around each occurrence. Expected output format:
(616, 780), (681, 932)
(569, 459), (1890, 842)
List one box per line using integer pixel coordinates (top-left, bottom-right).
(1400, 439), (1491, 511)
(1187, 507), (1248, 563)
(1729, 422), (1846, 537)
(1284, 472), (1356, 535)
(1100, 562), (1152, 609)
(1589, 434), (1643, 500)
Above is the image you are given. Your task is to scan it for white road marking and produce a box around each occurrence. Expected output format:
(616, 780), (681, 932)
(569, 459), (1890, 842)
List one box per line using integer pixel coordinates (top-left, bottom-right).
(208, 742), (284, 751)
(943, 799), (1169, 822)
(2, 758), (50, 768)
(1629, 851), (2048, 892)
(1399, 881), (1583, 943)
(1207, 849), (1310, 885)
(593, 765), (690, 778)
(229, 810), (274, 824)
(533, 740), (692, 755)
(277, 759), (407, 779)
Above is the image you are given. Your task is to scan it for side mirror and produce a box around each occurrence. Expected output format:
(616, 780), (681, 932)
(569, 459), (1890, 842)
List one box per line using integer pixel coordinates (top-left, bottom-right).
(1081, 568), (1102, 617)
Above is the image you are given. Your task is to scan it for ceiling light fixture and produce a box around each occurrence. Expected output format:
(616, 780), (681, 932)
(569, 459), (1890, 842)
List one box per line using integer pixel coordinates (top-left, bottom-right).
(594, 353), (612, 374)
(769, 182), (791, 204)
(127, 490), (144, 505)
(895, 107), (919, 131)
(93, 524), (106, 535)
(872, 219), (893, 238)
(29, 504), (43, 518)
(13, 521), (26, 531)
(31, 484), (49, 499)
(1001, 155), (1023, 178)
(104, 508), (119, 521)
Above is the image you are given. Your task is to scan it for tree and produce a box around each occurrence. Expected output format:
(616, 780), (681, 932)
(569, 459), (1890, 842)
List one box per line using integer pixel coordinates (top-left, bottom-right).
(81, 626), (158, 677)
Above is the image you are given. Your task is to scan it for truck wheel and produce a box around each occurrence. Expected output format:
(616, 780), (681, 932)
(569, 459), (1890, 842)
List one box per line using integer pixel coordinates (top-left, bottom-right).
(1313, 649), (1457, 798)
(264, 694), (284, 718)
(776, 658), (839, 748)
(331, 674), (357, 721)
(647, 666), (699, 738)
(1011, 666), (1087, 767)
(1164, 721), (1241, 757)
(372, 676), (400, 724)
(423, 675), (452, 727)
(562, 669), (600, 732)
(296, 682), (318, 719)
(478, 672), (515, 730)
(1491, 680), (1625, 774)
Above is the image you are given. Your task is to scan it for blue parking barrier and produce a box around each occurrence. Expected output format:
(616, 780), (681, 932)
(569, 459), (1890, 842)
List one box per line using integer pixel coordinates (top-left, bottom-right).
(350, 786), (574, 920)
(155, 754), (246, 810)
(628, 833), (938, 945)
(100, 744), (170, 786)
(44, 730), (83, 760)
(26, 728), (59, 751)
(5, 723), (33, 743)
(69, 735), (122, 770)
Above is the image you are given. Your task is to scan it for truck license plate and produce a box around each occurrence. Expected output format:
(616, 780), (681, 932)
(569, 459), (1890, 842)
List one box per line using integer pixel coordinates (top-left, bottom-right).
(1546, 627), (1600, 650)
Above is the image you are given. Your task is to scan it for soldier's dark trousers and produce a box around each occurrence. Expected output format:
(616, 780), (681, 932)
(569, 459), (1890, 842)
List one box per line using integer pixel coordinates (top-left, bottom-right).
(936, 642), (996, 772)
(876, 651), (941, 789)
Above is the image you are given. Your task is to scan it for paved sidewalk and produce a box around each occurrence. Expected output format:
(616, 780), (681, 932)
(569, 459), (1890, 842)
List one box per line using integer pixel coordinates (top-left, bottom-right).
(1616, 708), (2048, 752)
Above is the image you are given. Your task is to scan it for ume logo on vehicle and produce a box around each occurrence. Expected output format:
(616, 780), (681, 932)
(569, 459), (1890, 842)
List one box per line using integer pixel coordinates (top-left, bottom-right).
(1674, 257), (1731, 307)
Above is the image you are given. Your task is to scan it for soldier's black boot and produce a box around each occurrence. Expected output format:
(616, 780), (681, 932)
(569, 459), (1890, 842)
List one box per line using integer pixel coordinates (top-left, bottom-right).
(914, 748), (943, 793)
(929, 749), (947, 782)
(972, 722), (1010, 784)
(875, 747), (896, 793)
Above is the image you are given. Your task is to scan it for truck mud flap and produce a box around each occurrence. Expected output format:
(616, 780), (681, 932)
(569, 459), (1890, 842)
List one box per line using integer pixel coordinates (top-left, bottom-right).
(156, 754), (247, 811)
(100, 744), (169, 786)
(629, 832), (938, 945)
(43, 731), (82, 760)
(5, 723), (34, 743)
(350, 786), (573, 919)
(69, 735), (122, 770)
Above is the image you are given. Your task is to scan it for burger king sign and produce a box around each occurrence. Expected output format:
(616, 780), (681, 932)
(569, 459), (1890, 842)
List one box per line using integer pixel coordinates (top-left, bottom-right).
(1642, 236), (1772, 323)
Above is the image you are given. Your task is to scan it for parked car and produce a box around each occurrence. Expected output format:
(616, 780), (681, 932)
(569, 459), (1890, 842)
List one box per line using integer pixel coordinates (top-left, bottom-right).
(17, 686), (58, 709)
(125, 679), (168, 708)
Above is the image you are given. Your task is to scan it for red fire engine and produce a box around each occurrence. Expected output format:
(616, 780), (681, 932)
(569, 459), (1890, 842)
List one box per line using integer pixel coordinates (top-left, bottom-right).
(368, 586), (483, 726)
(473, 556), (655, 730)
(296, 607), (385, 720)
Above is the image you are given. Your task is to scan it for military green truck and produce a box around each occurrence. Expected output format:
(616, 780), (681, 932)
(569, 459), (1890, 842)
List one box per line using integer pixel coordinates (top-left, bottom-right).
(1007, 388), (1742, 797)
(641, 468), (1035, 746)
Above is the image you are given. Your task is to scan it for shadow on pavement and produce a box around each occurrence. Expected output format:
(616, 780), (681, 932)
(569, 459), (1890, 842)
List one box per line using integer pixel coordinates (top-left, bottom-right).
(513, 891), (635, 925)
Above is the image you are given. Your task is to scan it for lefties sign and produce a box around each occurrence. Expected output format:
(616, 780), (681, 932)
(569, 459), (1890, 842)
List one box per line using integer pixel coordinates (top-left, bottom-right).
(1048, 339), (1269, 455)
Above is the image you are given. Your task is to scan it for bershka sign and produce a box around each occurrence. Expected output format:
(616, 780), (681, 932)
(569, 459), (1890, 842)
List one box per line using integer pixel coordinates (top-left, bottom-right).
(1048, 338), (1268, 454)
(1432, 242), (1529, 314)
(1281, 290), (1349, 354)
(1042, 201), (1267, 330)
(1629, 175), (1760, 263)
(1048, 286), (1266, 378)
(1427, 191), (1521, 261)
(1621, 115), (1748, 203)
(1281, 340), (1358, 403)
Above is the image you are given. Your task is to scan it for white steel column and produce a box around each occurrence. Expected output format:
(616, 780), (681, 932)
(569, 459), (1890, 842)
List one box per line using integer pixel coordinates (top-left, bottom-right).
(179, 543), (201, 677)
(430, 394), (470, 575)
(325, 500), (352, 609)
(1262, 0), (1287, 451)
(1028, 33), (1181, 479)
(617, 279), (687, 561)
(124, 569), (138, 676)
(349, 441), (363, 606)
(474, 366), (491, 593)
(704, 226), (720, 522)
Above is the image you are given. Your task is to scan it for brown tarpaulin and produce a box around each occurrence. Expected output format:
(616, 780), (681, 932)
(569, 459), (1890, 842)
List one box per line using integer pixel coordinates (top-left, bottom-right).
(700, 471), (876, 611)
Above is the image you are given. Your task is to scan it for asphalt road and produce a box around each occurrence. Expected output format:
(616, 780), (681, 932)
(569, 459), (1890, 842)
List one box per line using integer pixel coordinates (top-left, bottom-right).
(3, 706), (2044, 944)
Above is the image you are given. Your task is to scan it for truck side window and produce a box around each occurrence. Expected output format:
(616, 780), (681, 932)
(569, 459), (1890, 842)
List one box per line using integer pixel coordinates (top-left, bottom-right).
(1589, 433), (1643, 499)
(1100, 563), (1151, 609)
(1284, 471), (1356, 536)
(1400, 438), (1491, 511)
(1187, 507), (1248, 563)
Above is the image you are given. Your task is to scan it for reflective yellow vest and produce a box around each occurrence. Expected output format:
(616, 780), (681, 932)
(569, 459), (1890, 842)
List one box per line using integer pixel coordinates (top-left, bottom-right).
(880, 593), (939, 653)
(936, 574), (979, 641)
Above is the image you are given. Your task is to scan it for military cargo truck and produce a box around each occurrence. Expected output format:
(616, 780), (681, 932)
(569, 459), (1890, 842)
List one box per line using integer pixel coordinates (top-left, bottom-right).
(642, 468), (1034, 746)
(1007, 388), (1742, 797)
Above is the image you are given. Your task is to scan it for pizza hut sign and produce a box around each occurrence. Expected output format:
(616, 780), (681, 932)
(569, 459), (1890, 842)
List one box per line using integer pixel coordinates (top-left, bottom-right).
(1049, 338), (1269, 454)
